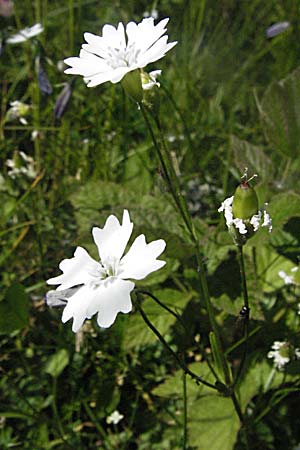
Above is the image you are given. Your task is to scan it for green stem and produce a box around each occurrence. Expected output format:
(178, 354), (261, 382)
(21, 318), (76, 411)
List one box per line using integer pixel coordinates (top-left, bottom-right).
(140, 104), (231, 386)
(234, 245), (250, 385)
(182, 372), (188, 450)
(51, 378), (73, 449)
(136, 289), (186, 330)
(82, 399), (114, 450)
(134, 293), (217, 390)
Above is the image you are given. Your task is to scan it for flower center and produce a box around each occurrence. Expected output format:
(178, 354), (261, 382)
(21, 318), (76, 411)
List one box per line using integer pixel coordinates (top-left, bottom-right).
(107, 43), (141, 69)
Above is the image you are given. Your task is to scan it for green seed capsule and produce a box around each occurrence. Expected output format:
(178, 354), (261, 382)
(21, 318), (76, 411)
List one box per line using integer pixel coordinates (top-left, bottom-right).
(232, 182), (258, 220)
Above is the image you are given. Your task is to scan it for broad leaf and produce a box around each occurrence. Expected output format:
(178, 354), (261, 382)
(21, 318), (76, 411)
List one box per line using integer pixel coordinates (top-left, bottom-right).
(0, 283), (29, 334)
(44, 349), (69, 378)
(259, 67), (300, 158)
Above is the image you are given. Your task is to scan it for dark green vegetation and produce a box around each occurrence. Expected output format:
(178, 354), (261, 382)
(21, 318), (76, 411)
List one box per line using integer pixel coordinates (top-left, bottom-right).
(1, 1), (300, 448)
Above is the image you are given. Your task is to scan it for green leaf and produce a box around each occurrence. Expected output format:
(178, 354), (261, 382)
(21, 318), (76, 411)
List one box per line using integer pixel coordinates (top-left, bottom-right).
(247, 245), (295, 293)
(238, 359), (299, 413)
(231, 135), (274, 181)
(188, 394), (240, 450)
(153, 363), (240, 450)
(44, 349), (69, 378)
(0, 283), (29, 334)
(259, 67), (300, 158)
(268, 191), (300, 229)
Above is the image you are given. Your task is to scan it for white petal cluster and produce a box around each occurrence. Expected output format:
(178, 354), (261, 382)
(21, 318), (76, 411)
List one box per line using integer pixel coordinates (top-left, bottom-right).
(106, 410), (124, 425)
(64, 18), (177, 87)
(267, 341), (300, 371)
(6, 151), (36, 179)
(47, 210), (166, 332)
(278, 266), (299, 286)
(6, 23), (43, 44)
(142, 70), (162, 90)
(6, 100), (31, 125)
(267, 341), (291, 370)
(218, 196), (272, 235)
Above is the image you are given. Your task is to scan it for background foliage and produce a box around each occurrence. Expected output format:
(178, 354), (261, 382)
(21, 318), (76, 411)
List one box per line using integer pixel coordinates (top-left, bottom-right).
(1, 0), (300, 449)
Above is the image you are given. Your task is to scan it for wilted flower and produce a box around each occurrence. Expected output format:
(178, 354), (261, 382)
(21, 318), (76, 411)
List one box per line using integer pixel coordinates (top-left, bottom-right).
(53, 82), (72, 119)
(64, 17), (176, 88)
(106, 410), (124, 425)
(5, 100), (30, 125)
(6, 151), (36, 179)
(278, 266), (299, 286)
(47, 210), (166, 332)
(218, 195), (272, 239)
(6, 23), (43, 44)
(267, 341), (300, 371)
(36, 57), (53, 95)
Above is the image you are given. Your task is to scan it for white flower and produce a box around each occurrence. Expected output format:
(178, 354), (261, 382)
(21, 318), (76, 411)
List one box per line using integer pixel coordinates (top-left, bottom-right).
(6, 151), (36, 179)
(218, 196), (272, 235)
(6, 23), (44, 44)
(106, 410), (124, 425)
(5, 101), (30, 124)
(47, 210), (166, 332)
(267, 341), (292, 371)
(278, 270), (295, 285)
(64, 17), (177, 87)
(278, 266), (299, 286)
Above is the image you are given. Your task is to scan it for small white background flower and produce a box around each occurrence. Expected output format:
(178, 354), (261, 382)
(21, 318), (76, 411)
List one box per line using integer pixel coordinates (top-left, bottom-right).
(106, 410), (124, 425)
(47, 210), (166, 332)
(6, 23), (44, 44)
(64, 17), (177, 87)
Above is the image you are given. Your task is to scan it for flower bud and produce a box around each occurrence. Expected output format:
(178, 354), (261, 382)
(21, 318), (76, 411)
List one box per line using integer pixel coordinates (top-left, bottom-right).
(232, 182), (258, 220)
(141, 70), (161, 112)
(121, 69), (143, 103)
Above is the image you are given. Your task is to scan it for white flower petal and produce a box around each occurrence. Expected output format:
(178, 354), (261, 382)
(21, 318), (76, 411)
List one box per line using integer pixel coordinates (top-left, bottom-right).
(86, 67), (131, 87)
(88, 277), (134, 328)
(47, 247), (103, 291)
(233, 218), (247, 234)
(120, 234), (166, 280)
(92, 210), (133, 266)
(61, 278), (134, 332)
(61, 285), (93, 332)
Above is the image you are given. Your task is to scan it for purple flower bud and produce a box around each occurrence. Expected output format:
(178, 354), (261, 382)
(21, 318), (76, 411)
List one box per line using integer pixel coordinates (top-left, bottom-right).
(266, 21), (290, 38)
(38, 65), (53, 95)
(53, 82), (72, 119)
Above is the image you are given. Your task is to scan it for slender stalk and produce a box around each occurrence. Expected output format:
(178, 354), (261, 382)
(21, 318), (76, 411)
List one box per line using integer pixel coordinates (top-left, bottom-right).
(136, 289), (186, 330)
(82, 399), (114, 450)
(234, 245), (250, 385)
(182, 372), (188, 450)
(51, 378), (73, 449)
(140, 104), (231, 386)
(134, 293), (217, 390)
(139, 101), (247, 426)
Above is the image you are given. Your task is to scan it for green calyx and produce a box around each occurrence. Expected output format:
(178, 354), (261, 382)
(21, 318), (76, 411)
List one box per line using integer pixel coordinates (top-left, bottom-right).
(121, 69), (143, 103)
(232, 182), (258, 220)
